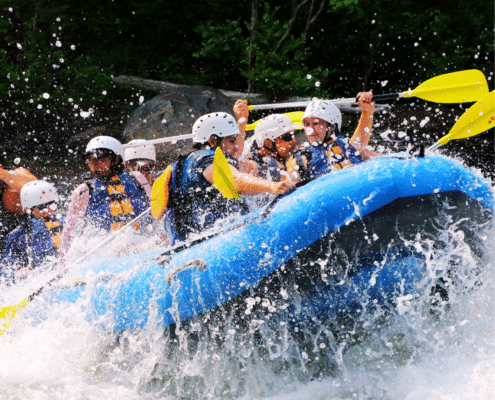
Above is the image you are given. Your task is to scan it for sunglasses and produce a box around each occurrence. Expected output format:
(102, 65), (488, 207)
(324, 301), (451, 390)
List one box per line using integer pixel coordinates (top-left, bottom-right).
(280, 133), (295, 142)
(86, 149), (113, 163)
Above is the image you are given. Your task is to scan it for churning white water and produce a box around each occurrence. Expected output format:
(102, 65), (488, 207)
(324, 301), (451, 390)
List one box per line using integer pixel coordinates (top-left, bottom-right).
(0, 183), (493, 400)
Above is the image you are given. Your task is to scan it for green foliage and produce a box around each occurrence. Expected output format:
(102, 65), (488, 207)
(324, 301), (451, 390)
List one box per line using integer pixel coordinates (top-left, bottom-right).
(192, 19), (246, 87)
(329, 0), (359, 8)
(309, 0), (494, 95)
(191, 2), (330, 98)
(0, 0), (492, 142)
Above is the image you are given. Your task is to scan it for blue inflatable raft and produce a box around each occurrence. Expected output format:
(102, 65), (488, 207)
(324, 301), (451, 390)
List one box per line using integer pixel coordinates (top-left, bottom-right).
(32, 154), (494, 333)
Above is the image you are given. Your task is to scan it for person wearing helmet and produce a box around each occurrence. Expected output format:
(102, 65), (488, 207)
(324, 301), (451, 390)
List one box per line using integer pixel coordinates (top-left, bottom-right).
(245, 113), (298, 182)
(0, 165), (37, 254)
(1, 180), (63, 280)
(154, 112), (294, 242)
(124, 139), (157, 197)
(287, 92), (382, 181)
(59, 136), (151, 256)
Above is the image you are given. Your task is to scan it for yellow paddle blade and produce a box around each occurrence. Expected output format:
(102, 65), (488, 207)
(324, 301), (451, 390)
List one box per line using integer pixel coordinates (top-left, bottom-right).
(0, 298), (28, 336)
(284, 111), (304, 130)
(438, 90), (495, 147)
(151, 165), (172, 220)
(213, 148), (240, 199)
(404, 69), (488, 103)
(245, 111), (305, 131)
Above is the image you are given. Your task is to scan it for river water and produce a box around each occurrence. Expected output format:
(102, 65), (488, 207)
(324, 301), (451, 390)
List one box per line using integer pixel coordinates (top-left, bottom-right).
(0, 107), (494, 399)
(1, 161), (493, 400)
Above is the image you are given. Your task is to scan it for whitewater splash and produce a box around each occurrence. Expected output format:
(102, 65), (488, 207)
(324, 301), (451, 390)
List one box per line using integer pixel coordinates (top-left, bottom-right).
(0, 183), (493, 400)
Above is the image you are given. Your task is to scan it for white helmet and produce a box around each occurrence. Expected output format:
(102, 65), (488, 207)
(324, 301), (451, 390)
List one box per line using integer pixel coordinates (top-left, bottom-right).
(192, 112), (240, 143)
(303, 99), (342, 130)
(86, 136), (124, 159)
(20, 180), (59, 210)
(254, 114), (296, 147)
(124, 139), (156, 163)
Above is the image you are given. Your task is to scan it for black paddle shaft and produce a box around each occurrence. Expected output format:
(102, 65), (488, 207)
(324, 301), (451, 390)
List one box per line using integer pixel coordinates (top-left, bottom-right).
(356, 93), (402, 102)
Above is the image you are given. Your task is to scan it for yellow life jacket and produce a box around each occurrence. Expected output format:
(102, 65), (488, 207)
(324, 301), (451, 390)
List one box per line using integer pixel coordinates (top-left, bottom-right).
(325, 144), (353, 170)
(106, 176), (139, 231)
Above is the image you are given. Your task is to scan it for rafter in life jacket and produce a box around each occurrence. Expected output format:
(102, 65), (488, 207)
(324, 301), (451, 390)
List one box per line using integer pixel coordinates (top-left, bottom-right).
(323, 139), (353, 170)
(106, 176), (139, 231)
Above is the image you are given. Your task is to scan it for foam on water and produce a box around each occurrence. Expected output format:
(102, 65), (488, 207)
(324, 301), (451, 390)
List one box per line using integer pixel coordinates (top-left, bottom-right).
(0, 184), (493, 400)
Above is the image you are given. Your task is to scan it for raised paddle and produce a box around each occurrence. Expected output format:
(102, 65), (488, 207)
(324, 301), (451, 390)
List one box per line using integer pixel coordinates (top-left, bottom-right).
(122, 111), (304, 151)
(428, 90), (495, 151)
(248, 69), (489, 110)
(245, 111), (304, 132)
(123, 134), (193, 148)
(0, 207), (152, 336)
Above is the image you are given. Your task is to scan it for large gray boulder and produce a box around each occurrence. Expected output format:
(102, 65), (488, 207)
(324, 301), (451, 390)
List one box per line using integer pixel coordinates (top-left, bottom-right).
(122, 85), (238, 164)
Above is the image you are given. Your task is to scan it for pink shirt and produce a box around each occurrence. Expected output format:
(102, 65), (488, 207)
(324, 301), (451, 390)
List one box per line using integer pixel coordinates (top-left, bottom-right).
(59, 171), (151, 255)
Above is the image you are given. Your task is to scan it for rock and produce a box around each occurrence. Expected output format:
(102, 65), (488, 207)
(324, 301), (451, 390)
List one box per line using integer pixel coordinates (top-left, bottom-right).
(122, 86), (237, 164)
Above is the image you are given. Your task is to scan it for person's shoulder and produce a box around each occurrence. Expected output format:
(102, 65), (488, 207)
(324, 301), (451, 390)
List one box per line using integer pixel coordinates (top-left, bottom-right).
(192, 149), (215, 159)
(6, 223), (28, 240)
(190, 149), (215, 169)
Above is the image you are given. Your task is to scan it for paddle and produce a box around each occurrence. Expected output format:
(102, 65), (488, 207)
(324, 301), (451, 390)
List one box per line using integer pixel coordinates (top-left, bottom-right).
(248, 69), (489, 111)
(123, 134), (193, 148)
(212, 147), (241, 199)
(245, 111), (304, 132)
(0, 207), (152, 336)
(122, 111), (305, 152)
(151, 165), (173, 220)
(428, 90), (495, 151)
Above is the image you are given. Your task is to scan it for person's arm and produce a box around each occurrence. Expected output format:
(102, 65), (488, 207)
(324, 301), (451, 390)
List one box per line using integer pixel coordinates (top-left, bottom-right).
(203, 163), (294, 195)
(233, 99), (249, 136)
(58, 183), (91, 256)
(349, 143), (383, 160)
(233, 99), (249, 160)
(350, 91), (375, 146)
(349, 91), (383, 160)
